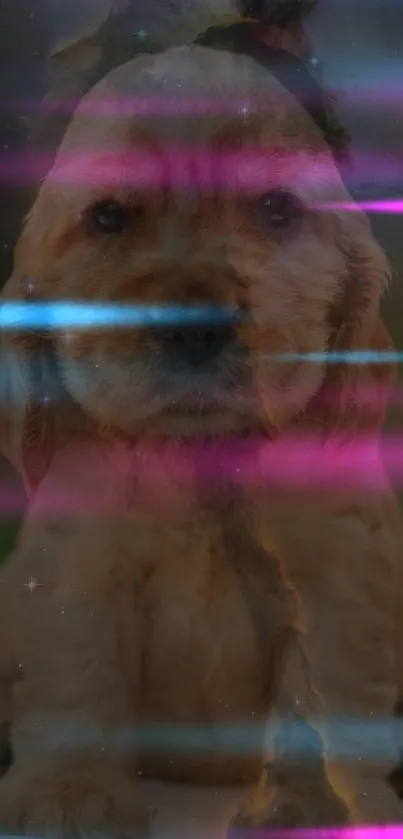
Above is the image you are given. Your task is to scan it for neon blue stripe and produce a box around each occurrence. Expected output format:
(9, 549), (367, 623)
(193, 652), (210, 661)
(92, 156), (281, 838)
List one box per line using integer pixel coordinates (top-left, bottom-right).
(0, 302), (242, 330)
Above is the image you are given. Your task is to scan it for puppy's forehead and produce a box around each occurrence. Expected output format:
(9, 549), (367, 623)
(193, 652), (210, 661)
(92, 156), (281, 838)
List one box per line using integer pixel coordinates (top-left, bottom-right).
(52, 46), (338, 199)
(60, 46), (324, 149)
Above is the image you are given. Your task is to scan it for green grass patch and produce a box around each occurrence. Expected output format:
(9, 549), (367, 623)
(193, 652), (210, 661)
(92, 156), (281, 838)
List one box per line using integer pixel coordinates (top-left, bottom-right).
(0, 520), (21, 566)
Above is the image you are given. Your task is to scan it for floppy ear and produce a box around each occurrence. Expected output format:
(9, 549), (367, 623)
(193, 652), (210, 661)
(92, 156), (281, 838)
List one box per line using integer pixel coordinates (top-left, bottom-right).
(0, 212), (76, 498)
(1, 330), (57, 498)
(310, 212), (395, 437)
(0, 281), (58, 498)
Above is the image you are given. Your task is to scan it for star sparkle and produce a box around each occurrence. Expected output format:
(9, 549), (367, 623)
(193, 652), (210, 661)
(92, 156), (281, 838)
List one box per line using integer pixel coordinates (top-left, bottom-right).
(22, 277), (36, 298)
(41, 393), (57, 407)
(23, 576), (44, 595)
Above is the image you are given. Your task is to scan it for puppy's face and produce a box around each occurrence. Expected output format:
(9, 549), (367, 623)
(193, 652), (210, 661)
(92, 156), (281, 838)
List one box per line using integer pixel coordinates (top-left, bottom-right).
(6, 47), (390, 443)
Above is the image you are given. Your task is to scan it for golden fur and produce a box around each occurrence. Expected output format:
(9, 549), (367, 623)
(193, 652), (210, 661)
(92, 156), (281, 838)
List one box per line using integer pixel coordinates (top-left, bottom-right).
(0, 45), (402, 836)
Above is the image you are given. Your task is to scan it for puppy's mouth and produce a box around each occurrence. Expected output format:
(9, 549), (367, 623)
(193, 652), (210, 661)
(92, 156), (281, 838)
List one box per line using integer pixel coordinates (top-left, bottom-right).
(159, 378), (254, 412)
(161, 393), (231, 415)
(152, 385), (266, 438)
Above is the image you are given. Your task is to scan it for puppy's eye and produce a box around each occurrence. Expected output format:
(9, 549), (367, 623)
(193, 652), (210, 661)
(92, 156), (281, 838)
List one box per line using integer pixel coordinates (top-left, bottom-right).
(256, 189), (303, 230)
(89, 201), (132, 234)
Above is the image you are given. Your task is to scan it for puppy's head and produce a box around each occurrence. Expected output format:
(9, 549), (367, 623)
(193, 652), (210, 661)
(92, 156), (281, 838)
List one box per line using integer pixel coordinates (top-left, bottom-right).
(1, 46), (394, 490)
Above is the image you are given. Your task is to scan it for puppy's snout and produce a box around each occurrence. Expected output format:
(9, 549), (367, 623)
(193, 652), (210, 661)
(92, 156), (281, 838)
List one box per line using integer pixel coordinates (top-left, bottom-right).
(154, 324), (236, 368)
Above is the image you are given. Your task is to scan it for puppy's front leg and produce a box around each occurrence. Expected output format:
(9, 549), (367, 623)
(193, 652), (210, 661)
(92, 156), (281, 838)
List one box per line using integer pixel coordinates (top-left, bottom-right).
(229, 502), (403, 831)
(0, 531), (150, 839)
(214, 507), (349, 834)
(228, 634), (352, 835)
(279, 505), (403, 827)
(228, 498), (403, 832)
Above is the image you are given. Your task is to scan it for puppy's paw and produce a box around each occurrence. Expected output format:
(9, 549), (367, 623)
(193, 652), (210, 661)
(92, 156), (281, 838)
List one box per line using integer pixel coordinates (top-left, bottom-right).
(227, 763), (351, 837)
(0, 760), (150, 838)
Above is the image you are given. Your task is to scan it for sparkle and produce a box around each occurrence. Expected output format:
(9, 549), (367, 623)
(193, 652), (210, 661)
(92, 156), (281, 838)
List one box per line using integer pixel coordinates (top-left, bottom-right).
(239, 104), (249, 119)
(22, 277), (36, 298)
(309, 55), (320, 68)
(23, 576), (43, 595)
(41, 393), (55, 407)
(135, 27), (147, 41)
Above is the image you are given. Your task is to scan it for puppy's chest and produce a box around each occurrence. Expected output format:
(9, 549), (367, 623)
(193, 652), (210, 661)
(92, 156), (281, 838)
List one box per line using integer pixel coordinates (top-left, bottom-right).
(118, 507), (293, 720)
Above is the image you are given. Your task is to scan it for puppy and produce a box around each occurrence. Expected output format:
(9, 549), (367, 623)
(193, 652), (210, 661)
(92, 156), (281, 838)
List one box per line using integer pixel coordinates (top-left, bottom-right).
(0, 43), (402, 837)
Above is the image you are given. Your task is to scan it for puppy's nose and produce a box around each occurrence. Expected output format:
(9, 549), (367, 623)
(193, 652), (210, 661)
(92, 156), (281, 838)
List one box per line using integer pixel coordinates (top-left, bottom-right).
(154, 325), (236, 367)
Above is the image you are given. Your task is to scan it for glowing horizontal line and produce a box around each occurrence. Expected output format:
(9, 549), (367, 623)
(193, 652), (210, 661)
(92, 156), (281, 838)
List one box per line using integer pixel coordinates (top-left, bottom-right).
(0, 151), (402, 204)
(8, 87), (403, 116)
(17, 716), (403, 759)
(1, 436), (403, 504)
(276, 351), (400, 364)
(0, 832), (398, 839)
(9, 436), (395, 500)
(319, 200), (403, 214)
(0, 302), (242, 330)
(0, 305), (398, 365)
(223, 830), (403, 839)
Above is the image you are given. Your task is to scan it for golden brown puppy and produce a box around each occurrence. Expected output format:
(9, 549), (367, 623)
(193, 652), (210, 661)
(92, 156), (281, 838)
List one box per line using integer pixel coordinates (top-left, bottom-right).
(0, 44), (402, 837)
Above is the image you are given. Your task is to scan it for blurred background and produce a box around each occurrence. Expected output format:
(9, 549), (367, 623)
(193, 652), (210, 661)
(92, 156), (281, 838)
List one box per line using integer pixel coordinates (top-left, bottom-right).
(0, 0), (403, 557)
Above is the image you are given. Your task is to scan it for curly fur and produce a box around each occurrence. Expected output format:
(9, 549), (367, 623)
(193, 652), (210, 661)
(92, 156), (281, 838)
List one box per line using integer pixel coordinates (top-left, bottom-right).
(0, 44), (402, 837)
